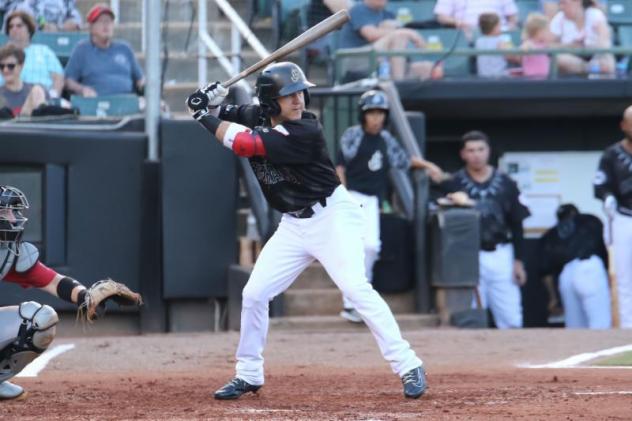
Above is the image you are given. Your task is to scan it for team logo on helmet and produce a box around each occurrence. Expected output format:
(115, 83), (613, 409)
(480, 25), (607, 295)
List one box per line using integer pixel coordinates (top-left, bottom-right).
(290, 68), (300, 83)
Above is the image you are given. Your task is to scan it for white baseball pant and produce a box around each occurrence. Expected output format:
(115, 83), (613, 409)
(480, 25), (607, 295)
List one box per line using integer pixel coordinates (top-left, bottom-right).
(611, 212), (632, 328)
(342, 190), (381, 310)
(477, 243), (523, 329)
(234, 185), (422, 385)
(558, 255), (611, 329)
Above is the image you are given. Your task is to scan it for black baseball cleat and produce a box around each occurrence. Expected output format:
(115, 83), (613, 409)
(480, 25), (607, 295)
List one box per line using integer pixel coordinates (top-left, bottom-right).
(214, 377), (262, 400)
(401, 366), (427, 399)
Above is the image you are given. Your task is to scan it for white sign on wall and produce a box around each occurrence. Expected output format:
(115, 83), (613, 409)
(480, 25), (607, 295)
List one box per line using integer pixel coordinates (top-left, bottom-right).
(499, 151), (604, 237)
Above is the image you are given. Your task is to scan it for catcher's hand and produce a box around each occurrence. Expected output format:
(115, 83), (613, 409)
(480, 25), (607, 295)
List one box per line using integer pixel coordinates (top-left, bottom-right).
(79, 279), (143, 322)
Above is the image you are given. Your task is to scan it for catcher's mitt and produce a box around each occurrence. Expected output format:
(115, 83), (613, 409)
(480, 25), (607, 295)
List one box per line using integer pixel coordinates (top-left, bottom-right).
(79, 279), (143, 322)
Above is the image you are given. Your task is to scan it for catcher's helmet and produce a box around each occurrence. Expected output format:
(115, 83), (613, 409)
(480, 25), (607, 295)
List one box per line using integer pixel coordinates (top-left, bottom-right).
(358, 89), (389, 124)
(0, 185), (29, 243)
(256, 62), (315, 117)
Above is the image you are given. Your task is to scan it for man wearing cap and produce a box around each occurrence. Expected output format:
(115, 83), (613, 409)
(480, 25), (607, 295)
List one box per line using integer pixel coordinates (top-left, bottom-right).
(65, 3), (144, 97)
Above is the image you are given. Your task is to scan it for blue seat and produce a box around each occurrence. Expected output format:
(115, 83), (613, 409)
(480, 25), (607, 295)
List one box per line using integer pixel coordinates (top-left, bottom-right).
(417, 28), (471, 77)
(608, 0), (632, 25)
(386, 0), (436, 23)
(70, 94), (140, 117)
(0, 33), (7, 45)
(619, 25), (632, 46)
(516, 0), (540, 24)
(32, 32), (87, 64)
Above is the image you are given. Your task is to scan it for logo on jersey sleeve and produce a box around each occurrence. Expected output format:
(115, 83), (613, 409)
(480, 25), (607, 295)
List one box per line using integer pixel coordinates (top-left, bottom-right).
(593, 170), (607, 185)
(368, 150), (383, 172)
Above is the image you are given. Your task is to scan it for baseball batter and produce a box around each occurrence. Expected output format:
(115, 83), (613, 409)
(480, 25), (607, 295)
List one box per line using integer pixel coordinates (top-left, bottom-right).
(0, 185), (142, 400)
(336, 89), (444, 322)
(593, 105), (632, 328)
(439, 131), (530, 329)
(540, 204), (611, 329)
(187, 62), (426, 400)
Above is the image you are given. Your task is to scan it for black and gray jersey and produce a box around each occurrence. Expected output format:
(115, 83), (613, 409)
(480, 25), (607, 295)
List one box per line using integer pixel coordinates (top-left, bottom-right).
(439, 168), (530, 259)
(594, 142), (632, 215)
(336, 125), (410, 201)
(219, 104), (340, 213)
(539, 214), (608, 278)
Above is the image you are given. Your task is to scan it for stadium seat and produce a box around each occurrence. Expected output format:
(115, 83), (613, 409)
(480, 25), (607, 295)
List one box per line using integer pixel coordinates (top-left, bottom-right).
(608, 0), (632, 25)
(70, 94), (140, 117)
(516, 0), (540, 24)
(32, 32), (87, 65)
(385, 0), (436, 24)
(619, 25), (632, 46)
(417, 28), (471, 77)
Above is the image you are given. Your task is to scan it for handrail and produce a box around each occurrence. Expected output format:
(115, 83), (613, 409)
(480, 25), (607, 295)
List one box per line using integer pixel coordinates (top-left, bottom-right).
(0, 116), (136, 131)
(197, 0), (271, 93)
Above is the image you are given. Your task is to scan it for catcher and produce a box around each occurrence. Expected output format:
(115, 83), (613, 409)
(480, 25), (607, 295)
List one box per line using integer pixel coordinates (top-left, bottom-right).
(0, 185), (142, 400)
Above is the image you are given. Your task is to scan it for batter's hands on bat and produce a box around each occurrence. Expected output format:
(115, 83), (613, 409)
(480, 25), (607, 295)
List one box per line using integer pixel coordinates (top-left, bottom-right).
(186, 82), (229, 115)
(513, 260), (527, 286)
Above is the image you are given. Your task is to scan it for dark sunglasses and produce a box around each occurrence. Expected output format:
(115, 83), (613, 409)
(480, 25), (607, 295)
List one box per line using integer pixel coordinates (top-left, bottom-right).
(0, 63), (17, 71)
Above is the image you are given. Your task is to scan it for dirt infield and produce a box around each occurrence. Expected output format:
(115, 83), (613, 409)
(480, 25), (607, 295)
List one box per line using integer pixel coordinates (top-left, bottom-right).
(3, 328), (632, 420)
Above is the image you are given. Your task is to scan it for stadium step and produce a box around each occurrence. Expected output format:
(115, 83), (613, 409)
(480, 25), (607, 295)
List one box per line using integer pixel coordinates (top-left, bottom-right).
(283, 288), (416, 316)
(116, 21), (274, 54)
(269, 313), (440, 332)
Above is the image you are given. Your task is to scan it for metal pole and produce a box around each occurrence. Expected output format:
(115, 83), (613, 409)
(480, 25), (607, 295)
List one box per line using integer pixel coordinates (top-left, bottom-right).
(141, 0), (147, 53)
(145, 0), (161, 162)
(231, 24), (241, 73)
(198, 0), (208, 87)
(110, 0), (120, 23)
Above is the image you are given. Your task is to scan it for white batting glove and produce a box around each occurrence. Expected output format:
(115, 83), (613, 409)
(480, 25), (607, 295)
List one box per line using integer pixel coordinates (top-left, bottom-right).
(203, 82), (229, 108)
(604, 195), (617, 219)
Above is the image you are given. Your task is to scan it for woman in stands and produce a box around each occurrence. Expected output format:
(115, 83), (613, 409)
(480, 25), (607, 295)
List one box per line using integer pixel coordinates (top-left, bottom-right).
(0, 43), (46, 117)
(3, 10), (64, 97)
(550, 0), (615, 75)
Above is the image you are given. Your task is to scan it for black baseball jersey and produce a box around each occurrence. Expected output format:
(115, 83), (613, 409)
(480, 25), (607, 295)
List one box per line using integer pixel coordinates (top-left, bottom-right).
(539, 214), (608, 278)
(336, 125), (410, 201)
(594, 142), (632, 215)
(219, 104), (340, 213)
(438, 168), (530, 259)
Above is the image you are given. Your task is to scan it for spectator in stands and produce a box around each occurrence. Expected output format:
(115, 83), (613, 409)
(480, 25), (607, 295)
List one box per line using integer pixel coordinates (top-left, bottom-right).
(306, 0), (351, 58)
(521, 13), (553, 78)
(0, 0), (30, 32)
(475, 13), (511, 77)
(2, 10), (63, 97)
(30, 0), (82, 31)
(0, 43), (46, 116)
(550, 0), (614, 75)
(539, 204), (611, 329)
(339, 0), (437, 80)
(434, 0), (518, 39)
(65, 3), (144, 97)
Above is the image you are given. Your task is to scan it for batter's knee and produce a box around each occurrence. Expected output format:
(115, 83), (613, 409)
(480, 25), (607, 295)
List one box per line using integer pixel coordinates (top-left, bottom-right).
(340, 281), (377, 306)
(241, 284), (270, 309)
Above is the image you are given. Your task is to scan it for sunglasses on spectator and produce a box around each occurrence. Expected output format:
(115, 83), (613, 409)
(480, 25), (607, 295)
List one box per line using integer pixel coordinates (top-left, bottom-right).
(0, 63), (17, 71)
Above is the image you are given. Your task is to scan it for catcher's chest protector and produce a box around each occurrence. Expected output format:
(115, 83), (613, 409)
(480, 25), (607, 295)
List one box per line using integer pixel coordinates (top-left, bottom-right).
(0, 244), (17, 280)
(0, 302), (58, 382)
(0, 242), (39, 280)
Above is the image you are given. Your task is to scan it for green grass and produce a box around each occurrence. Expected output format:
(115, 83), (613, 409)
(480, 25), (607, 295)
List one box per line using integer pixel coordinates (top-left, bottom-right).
(593, 351), (632, 366)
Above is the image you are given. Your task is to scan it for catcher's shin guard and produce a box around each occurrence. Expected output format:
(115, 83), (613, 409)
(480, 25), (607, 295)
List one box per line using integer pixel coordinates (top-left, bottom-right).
(0, 302), (58, 382)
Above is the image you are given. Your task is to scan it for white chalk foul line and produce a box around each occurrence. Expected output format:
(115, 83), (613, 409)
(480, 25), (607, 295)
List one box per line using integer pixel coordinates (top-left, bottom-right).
(518, 343), (632, 369)
(574, 391), (632, 395)
(16, 343), (75, 378)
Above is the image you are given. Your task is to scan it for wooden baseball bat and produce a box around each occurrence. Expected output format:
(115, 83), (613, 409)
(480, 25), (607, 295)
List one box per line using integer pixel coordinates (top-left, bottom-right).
(222, 10), (349, 87)
(607, 216), (620, 328)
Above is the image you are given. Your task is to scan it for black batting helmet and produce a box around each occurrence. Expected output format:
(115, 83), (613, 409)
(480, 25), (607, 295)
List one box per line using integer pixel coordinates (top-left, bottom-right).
(358, 89), (389, 124)
(256, 62), (315, 117)
(0, 185), (29, 243)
